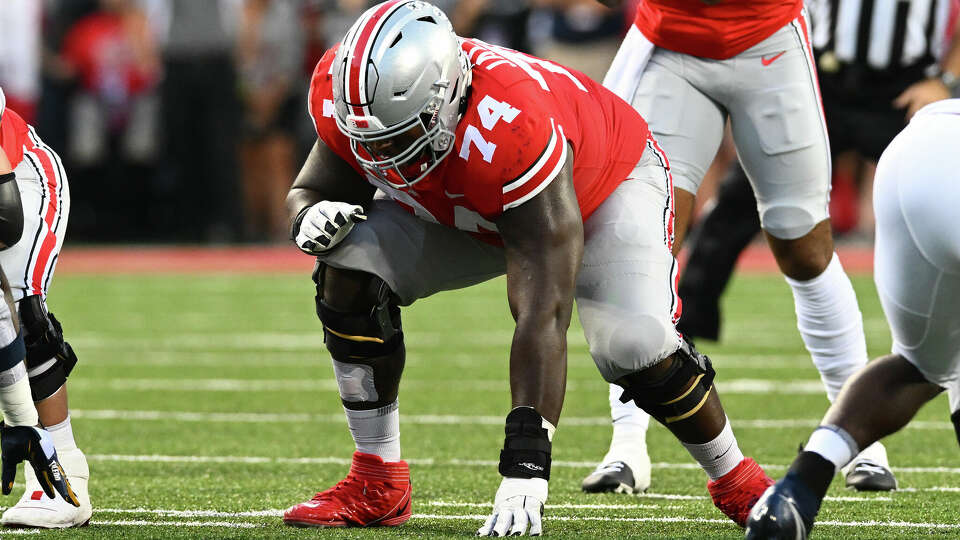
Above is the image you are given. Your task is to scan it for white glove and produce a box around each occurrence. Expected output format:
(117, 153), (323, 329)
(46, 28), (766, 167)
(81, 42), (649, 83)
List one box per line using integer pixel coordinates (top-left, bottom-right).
(293, 201), (365, 255)
(477, 477), (548, 537)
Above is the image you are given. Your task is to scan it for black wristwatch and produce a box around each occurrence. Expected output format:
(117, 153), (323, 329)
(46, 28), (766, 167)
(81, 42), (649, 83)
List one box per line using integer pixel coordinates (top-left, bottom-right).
(938, 69), (960, 95)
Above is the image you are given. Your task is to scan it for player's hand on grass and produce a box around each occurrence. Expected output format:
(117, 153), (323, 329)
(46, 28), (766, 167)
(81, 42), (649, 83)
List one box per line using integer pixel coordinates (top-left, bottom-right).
(292, 201), (366, 255)
(477, 477), (547, 537)
(0, 423), (79, 506)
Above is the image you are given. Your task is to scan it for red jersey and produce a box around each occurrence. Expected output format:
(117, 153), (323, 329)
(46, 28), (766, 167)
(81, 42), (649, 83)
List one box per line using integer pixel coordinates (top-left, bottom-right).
(308, 39), (649, 242)
(634, 0), (803, 60)
(0, 102), (30, 170)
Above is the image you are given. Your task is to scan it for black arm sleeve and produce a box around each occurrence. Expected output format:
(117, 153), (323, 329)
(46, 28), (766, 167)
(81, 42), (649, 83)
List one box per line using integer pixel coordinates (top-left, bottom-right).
(0, 173), (23, 249)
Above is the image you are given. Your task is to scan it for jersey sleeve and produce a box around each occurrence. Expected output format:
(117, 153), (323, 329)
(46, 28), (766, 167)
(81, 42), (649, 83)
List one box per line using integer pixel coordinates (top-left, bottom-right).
(499, 115), (568, 212)
(307, 45), (366, 177)
(461, 81), (570, 217)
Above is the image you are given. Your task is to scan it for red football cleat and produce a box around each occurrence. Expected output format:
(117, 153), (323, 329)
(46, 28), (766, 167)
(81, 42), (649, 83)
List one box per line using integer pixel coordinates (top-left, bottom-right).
(283, 452), (412, 528)
(707, 457), (774, 527)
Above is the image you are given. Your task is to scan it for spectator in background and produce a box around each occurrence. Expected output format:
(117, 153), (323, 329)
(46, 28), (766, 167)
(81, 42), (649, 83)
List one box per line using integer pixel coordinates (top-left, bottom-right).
(237, 0), (305, 241)
(58, 0), (161, 241)
(451, 0), (533, 51)
(531, 0), (630, 81)
(0, 0), (42, 124)
(149, 0), (245, 243)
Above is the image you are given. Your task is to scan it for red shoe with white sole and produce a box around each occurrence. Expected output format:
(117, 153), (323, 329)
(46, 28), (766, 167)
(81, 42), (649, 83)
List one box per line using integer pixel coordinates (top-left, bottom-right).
(283, 452), (411, 528)
(707, 457), (774, 527)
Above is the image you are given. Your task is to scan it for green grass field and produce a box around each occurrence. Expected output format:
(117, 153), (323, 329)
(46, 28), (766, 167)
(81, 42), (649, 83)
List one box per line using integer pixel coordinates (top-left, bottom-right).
(9, 269), (958, 538)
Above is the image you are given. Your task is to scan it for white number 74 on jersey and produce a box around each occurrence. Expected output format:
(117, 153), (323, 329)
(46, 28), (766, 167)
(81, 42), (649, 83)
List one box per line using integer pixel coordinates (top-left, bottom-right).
(459, 95), (521, 163)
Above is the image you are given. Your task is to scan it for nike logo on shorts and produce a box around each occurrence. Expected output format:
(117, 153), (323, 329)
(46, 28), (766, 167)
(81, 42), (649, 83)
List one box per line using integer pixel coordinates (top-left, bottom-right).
(761, 51), (786, 66)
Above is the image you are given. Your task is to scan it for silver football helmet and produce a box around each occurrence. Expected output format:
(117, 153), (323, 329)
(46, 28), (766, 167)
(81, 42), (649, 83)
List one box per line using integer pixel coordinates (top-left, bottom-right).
(332, 0), (471, 188)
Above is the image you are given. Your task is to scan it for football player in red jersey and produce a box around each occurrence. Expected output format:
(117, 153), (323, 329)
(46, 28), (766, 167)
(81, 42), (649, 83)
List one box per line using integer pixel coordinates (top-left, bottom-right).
(0, 88), (90, 528)
(584, 0), (896, 496)
(284, 1), (773, 534)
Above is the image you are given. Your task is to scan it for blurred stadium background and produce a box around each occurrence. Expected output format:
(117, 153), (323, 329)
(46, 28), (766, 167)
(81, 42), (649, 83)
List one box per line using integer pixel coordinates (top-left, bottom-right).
(0, 0), (646, 244)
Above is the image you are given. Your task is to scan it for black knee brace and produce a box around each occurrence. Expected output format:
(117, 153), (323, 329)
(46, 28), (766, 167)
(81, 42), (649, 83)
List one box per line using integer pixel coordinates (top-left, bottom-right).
(0, 173), (23, 249)
(618, 339), (715, 424)
(316, 270), (404, 411)
(18, 295), (78, 402)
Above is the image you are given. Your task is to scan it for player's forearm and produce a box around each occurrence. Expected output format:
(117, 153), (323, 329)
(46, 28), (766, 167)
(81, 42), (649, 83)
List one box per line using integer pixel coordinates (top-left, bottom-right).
(287, 141), (374, 222)
(508, 304), (573, 426)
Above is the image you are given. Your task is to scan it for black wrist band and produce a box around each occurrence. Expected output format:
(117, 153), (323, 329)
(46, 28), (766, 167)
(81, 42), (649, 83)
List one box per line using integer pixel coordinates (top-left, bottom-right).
(0, 173), (15, 185)
(498, 407), (552, 480)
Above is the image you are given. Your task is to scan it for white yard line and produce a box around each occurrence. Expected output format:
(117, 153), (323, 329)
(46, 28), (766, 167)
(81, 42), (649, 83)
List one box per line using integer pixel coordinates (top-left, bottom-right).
(43, 504), (959, 531)
(69, 408), (954, 430)
(412, 513), (960, 529)
(90, 519), (261, 528)
(84, 452), (960, 478)
(96, 508), (283, 518)
(67, 377), (833, 394)
(426, 501), (674, 510)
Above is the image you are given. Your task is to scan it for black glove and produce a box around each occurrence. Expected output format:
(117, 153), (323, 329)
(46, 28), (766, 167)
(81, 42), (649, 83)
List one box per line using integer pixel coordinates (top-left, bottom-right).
(1, 423), (79, 506)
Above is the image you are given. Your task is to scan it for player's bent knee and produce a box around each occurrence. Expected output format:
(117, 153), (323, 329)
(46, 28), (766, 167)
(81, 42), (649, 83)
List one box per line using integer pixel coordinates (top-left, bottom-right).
(615, 339), (716, 425)
(18, 295), (78, 402)
(588, 313), (678, 382)
(760, 205), (819, 241)
(315, 264), (405, 410)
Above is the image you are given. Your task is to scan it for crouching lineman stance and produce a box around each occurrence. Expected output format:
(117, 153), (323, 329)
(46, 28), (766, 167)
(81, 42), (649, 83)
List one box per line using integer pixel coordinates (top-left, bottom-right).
(283, 1), (773, 533)
(0, 102), (79, 514)
(584, 0), (895, 496)
(745, 100), (960, 539)
(0, 88), (90, 527)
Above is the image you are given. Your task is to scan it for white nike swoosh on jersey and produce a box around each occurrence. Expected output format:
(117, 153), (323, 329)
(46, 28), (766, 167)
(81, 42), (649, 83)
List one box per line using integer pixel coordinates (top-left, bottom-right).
(444, 190), (464, 198)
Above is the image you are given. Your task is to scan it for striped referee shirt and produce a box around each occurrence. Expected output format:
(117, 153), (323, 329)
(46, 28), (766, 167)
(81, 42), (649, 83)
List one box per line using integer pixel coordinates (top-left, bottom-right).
(808, 0), (953, 71)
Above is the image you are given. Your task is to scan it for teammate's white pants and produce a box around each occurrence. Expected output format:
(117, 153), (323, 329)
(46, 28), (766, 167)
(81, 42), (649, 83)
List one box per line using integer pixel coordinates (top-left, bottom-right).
(1, 126), (69, 303)
(601, 11), (872, 465)
(873, 100), (960, 386)
(604, 12), (829, 240)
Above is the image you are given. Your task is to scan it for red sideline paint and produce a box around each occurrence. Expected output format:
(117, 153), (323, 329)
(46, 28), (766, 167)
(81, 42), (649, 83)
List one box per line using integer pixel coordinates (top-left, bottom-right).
(54, 244), (874, 275)
(56, 246), (316, 274)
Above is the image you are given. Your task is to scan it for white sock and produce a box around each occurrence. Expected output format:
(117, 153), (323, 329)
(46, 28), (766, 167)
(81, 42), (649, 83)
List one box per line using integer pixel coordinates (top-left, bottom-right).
(785, 253), (868, 402)
(46, 414), (78, 452)
(948, 378), (960, 415)
(344, 400), (401, 462)
(0, 366), (38, 427)
(805, 425), (859, 473)
(681, 417), (744, 481)
(605, 383), (650, 467)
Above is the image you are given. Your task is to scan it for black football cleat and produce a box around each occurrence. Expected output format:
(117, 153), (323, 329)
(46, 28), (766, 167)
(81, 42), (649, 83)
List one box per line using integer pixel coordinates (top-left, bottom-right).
(744, 473), (819, 540)
(581, 461), (637, 494)
(844, 460), (897, 491)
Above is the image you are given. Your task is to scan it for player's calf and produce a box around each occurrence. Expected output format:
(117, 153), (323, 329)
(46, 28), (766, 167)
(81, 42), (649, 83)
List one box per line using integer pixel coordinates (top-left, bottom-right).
(317, 265), (405, 414)
(284, 265), (411, 529)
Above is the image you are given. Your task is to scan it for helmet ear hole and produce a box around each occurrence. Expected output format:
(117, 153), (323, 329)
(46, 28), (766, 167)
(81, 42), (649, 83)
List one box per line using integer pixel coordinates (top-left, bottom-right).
(417, 16), (436, 23)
